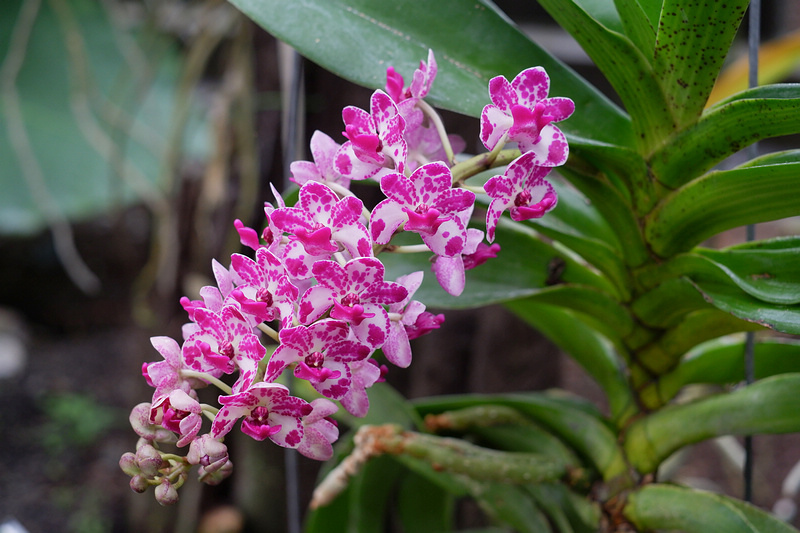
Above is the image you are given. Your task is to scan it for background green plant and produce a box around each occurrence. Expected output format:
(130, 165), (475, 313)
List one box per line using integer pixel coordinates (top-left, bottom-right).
(232, 0), (800, 530)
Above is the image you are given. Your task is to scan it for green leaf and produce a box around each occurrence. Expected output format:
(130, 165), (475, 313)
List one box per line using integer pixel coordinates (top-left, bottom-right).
(304, 483), (351, 533)
(397, 470), (455, 533)
(226, 0), (633, 146)
(645, 163), (800, 257)
(652, 337), (800, 403)
(613, 0), (656, 58)
(333, 381), (424, 431)
(638, 238), (800, 306)
(504, 301), (636, 423)
(651, 0), (750, 129)
(625, 374), (800, 473)
(470, 424), (582, 469)
(625, 484), (799, 533)
(0, 0), (195, 236)
(560, 167), (649, 268)
(651, 84), (800, 188)
(472, 483), (553, 533)
(537, 0), (674, 153)
(413, 393), (630, 483)
(526, 483), (601, 533)
(688, 279), (800, 335)
(380, 218), (614, 309)
(347, 456), (404, 533)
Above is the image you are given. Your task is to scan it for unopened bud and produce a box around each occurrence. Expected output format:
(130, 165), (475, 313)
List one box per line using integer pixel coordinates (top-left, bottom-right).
(119, 452), (140, 477)
(198, 459), (233, 486)
(129, 403), (177, 443)
(187, 434), (228, 473)
(130, 475), (149, 493)
(154, 479), (179, 506)
(135, 444), (164, 477)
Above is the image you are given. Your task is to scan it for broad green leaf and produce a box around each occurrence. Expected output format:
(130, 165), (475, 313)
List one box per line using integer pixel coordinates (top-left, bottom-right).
(651, 337), (800, 404)
(470, 424), (582, 468)
(613, 0), (657, 58)
(380, 218), (614, 309)
(504, 301), (636, 423)
(537, 0), (674, 153)
(226, 0), (632, 146)
(0, 0), (200, 236)
(332, 381), (424, 431)
(347, 456), (404, 533)
(560, 167), (649, 267)
(688, 279), (800, 335)
(645, 163), (800, 257)
(651, 0), (749, 128)
(472, 483), (552, 533)
(304, 485), (351, 533)
(397, 470), (455, 533)
(638, 238), (800, 306)
(527, 483), (601, 533)
(413, 393), (630, 482)
(651, 85), (800, 188)
(625, 484), (799, 533)
(630, 277), (710, 328)
(739, 149), (800, 168)
(625, 374), (800, 473)
(696, 243), (800, 305)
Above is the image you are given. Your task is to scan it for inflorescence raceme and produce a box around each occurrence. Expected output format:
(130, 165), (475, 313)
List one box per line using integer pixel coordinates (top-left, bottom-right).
(120, 50), (573, 505)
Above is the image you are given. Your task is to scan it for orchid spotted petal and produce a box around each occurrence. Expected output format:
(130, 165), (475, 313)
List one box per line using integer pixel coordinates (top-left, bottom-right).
(480, 67), (574, 166)
(290, 130), (350, 189)
(335, 90), (407, 181)
(484, 151), (558, 242)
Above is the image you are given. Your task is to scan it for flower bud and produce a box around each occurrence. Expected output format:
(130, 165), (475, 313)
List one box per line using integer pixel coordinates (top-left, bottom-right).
(119, 452), (140, 477)
(129, 403), (177, 443)
(135, 444), (164, 477)
(187, 434), (228, 473)
(129, 475), (150, 493)
(198, 459), (233, 486)
(154, 479), (179, 506)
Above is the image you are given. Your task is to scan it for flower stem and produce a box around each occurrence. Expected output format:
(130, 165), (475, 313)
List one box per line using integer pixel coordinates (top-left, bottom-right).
(181, 370), (233, 395)
(451, 148), (521, 185)
(258, 322), (280, 342)
(418, 99), (454, 166)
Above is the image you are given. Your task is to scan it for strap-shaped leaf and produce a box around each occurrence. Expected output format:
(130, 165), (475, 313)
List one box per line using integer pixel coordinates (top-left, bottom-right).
(227, 0), (632, 146)
(613, 0), (657, 58)
(397, 471), (455, 532)
(651, 0), (750, 129)
(688, 279), (800, 335)
(561, 167), (649, 267)
(651, 84), (800, 188)
(638, 238), (800, 306)
(505, 301), (636, 423)
(625, 484), (799, 533)
(645, 163), (800, 257)
(625, 373), (800, 473)
(650, 337), (800, 404)
(414, 393), (631, 481)
(380, 219), (616, 309)
(537, 0), (674, 153)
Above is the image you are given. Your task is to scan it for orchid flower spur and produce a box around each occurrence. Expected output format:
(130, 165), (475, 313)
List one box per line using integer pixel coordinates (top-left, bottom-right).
(480, 67), (574, 167)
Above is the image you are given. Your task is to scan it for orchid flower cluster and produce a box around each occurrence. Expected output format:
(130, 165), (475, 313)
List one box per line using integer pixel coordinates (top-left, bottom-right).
(119, 50), (574, 505)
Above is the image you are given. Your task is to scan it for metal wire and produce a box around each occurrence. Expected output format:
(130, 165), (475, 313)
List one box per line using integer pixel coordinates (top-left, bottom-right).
(743, 0), (761, 504)
(280, 44), (305, 533)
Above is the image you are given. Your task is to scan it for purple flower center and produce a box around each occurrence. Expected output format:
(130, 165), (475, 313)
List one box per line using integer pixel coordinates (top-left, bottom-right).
(250, 406), (270, 425)
(256, 287), (274, 307)
(219, 341), (235, 359)
(305, 351), (325, 368)
(514, 189), (532, 207)
(341, 293), (360, 307)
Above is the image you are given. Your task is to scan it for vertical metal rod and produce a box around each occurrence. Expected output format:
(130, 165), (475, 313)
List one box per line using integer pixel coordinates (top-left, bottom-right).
(743, 0), (760, 504)
(279, 44), (305, 533)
